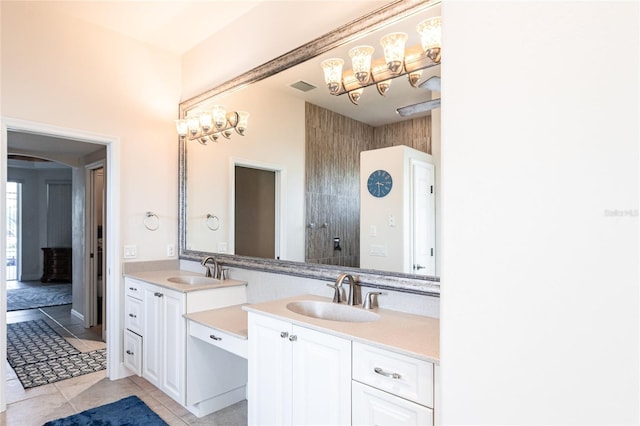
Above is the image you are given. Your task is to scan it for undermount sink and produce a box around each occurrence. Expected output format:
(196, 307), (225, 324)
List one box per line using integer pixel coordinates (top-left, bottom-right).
(167, 276), (219, 285)
(286, 300), (380, 323)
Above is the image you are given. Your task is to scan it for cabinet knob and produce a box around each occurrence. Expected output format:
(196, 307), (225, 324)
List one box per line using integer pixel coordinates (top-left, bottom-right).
(280, 332), (289, 339)
(209, 334), (222, 341)
(126, 350), (134, 355)
(128, 313), (136, 318)
(288, 335), (297, 342)
(374, 367), (401, 379)
(154, 292), (163, 298)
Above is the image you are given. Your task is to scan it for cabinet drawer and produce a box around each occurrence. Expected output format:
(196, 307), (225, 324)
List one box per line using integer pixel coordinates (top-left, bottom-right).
(124, 329), (142, 376)
(124, 296), (143, 335)
(352, 381), (433, 426)
(353, 342), (433, 408)
(125, 278), (144, 300)
(189, 320), (248, 359)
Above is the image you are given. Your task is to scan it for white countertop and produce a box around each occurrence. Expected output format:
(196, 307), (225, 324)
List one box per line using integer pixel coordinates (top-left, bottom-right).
(184, 304), (249, 340)
(243, 294), (440, 364)
(124, 269), (247, 293)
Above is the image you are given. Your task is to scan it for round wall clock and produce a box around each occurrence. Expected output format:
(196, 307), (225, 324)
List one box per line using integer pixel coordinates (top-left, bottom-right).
(367, 169), (393, 198)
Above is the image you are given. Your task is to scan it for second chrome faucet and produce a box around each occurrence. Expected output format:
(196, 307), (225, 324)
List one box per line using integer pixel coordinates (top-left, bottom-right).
(327, 273), (360, 305)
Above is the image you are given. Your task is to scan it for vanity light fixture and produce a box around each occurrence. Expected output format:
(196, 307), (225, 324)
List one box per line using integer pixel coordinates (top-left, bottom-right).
(175, 106), (250, 145)
(320, 16), (442, 104)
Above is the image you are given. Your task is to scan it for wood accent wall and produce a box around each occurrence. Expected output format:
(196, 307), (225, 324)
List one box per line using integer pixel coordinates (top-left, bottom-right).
(305, 102), (431, 267)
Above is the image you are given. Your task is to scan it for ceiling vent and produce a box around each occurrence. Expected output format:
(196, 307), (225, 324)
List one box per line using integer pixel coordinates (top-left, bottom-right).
(290, 81), (316, 92)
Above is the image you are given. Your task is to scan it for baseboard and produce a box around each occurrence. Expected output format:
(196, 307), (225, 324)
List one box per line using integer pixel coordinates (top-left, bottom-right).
(70, 308), (84, 321)
(186, 386), (246, 418)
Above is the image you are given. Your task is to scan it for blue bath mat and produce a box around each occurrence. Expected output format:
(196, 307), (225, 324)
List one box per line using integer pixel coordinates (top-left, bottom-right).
(43, 395), (168, 425)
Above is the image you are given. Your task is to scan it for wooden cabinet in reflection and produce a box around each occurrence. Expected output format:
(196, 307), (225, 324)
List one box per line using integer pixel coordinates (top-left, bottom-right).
(41, 247), (72, 283)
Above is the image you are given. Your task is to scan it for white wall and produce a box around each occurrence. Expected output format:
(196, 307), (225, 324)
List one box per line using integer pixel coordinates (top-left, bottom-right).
(7, 165), (72, 281)
(441, 1), (639, 424)
(1, 2), (182, 261)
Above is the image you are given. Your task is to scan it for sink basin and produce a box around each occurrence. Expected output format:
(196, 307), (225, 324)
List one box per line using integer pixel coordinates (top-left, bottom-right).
(286, 300), (380, 323)
(167, 276), (218, 285)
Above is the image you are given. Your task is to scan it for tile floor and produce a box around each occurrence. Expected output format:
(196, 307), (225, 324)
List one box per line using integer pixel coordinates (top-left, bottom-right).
(3, 283), (247, 425)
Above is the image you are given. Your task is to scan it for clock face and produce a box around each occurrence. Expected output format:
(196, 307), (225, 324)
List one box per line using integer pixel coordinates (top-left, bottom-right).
(367, 169), (393, 198)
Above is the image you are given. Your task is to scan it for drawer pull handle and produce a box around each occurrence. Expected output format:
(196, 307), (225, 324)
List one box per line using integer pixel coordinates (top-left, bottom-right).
(374, 367), (402, 380)
(154, 292), (163, 298)
(128, 313), (137, 318)
(129, 287), (137, 291)
(209, 334), (222, 341)
(126, 350), (134, 355)
(280, 332), (289, 339)
(289, 335), (297, 342)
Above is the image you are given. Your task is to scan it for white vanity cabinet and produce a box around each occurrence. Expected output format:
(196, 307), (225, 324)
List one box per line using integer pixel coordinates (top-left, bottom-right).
(123, 276), (247, 408)
(352, 342), (435, 426)
(142, 283), (185, 402)
(247, 313), (352, 426)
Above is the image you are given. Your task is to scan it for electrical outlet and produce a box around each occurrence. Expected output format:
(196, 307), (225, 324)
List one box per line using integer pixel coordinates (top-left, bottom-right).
(167, 244), (175, 257)
(369, 225), (377, 237)
(124, 245), (137, 258)
(388, 215), (396, 227)
(217, 242), (228, 253)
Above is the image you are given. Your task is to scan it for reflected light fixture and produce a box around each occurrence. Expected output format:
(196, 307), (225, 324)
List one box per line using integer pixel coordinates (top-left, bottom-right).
(417, 16), (441, 63)
(348, 45), (374, 84)
(320, 15), (442, 104)
(175, 106), (250, 145)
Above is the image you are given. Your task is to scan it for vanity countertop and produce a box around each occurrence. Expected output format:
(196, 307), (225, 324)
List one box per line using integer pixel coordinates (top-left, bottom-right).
(243, 294), (440, 364)
(184, 304), (249, 340)
(124, 269), (247, 293)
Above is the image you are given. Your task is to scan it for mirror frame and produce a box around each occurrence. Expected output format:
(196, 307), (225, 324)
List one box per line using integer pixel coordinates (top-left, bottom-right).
(178, 0), (440, 296)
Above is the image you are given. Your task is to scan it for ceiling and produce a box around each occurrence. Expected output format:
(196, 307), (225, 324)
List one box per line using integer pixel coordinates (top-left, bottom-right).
(36, 1), (392, 56)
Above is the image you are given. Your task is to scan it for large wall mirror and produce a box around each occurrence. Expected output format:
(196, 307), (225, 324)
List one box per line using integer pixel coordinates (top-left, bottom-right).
(179, 0), (441, 295)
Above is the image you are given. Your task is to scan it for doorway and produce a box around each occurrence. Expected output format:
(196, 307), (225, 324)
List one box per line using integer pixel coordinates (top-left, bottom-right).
(234, 166), (276, 258)
(1, 118), (123, 411)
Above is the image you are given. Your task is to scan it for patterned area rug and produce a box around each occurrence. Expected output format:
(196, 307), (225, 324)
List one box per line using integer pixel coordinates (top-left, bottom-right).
(7, 319), (107, 388)
(7, 284), (72, 311)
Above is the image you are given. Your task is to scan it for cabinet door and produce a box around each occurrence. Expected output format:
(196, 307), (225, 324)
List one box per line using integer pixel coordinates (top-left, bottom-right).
(123, 329), (142, 376)
(292, 325), (352, 426)
(161, 288), (185, 403)
(352, 381), (433, 426)
(248, 313), (292, 426)
(142, 284), (162, 386)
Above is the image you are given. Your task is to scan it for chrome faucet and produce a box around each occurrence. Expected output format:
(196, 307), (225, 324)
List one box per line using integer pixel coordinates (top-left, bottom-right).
(200, 256), (220, 279)
(334, 273), (360, 305)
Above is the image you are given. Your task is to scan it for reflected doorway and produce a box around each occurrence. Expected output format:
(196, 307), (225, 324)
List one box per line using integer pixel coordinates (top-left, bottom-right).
(234, 166), (276, 259)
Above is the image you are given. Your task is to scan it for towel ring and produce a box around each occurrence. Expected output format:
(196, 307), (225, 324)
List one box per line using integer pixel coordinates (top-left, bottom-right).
(206, 214), (220, 231)
(144, 212), (160, 231)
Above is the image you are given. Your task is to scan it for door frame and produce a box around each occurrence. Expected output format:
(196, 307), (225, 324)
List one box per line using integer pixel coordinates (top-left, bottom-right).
(0, 117), (122, 411)
(85, 161), (105, 331)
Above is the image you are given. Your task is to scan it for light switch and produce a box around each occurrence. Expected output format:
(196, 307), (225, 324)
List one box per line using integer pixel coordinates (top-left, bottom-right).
(369, 225), (377, 237)
(124, 245), (137, 258)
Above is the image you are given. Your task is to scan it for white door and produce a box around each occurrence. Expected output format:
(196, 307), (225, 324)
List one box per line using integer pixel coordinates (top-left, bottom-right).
(352, 381), (433, 426)
(292, 325), (352, 426)
(248, 314), (292, 426)
(142, 284), (162, 387)
(161, 288), (185, 403)
(410, 160), (435, 276)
